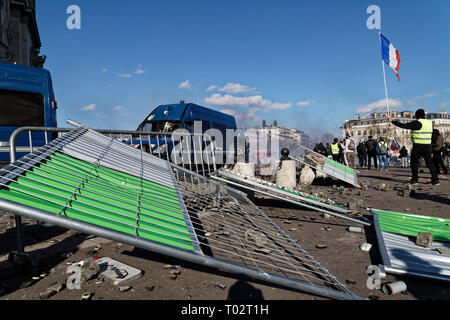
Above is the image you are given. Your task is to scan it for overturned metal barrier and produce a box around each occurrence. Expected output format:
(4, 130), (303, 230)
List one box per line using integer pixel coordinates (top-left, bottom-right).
(0, 125), (361, 300)
(290, 144), (360, 188)
(372, 209), (450, 282)
(211, 168), (371, 226)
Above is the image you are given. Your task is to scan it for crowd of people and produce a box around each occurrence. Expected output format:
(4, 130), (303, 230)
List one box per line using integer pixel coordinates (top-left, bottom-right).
(312, 109), (449, 185)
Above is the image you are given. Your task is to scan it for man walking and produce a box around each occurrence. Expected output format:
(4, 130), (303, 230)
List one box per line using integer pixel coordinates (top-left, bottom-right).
(389, 109), (439, 185)
(376, 137), (389, 171)
(365, 136), (378, 170)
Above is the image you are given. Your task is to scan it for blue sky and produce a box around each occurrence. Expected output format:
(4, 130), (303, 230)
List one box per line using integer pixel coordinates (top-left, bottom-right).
(36, 0), (450, 137)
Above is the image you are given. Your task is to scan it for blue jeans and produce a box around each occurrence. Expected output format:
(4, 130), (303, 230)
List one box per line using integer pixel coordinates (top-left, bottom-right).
(378, 154), (388, 169)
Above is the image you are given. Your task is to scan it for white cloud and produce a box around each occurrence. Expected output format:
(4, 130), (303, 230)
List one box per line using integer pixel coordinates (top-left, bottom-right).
(220, 107), (259, 123)
(113, 105), (124, 111)
(356, 98), (403, 114)
(206, 83), (255, 95)
(134, 65), (146, 75)
(102, 68), (109, 73)
(117, 73), (133, 78)
(80, 104), (96, 112)
(408, 92), (438, 105)
(206, 85), (218, 92)
(204, 93), (291, 111)
(296, 99), (317, 107)
(179, 80), (192, 89)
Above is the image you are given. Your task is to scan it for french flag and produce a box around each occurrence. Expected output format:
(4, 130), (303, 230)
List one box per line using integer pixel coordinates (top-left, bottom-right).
(390, 138), (401, 152)
(380, 33), (401, 81)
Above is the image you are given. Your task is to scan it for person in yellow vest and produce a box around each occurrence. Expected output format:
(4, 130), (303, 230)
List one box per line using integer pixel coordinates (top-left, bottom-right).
(389, 109), (439, 185)
(330, 138), (342, 162)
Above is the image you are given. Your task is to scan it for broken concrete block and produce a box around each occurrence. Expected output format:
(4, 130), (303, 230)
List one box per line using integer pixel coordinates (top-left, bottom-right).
(436, 247), (450, 255)
(276, 160), (297, 188)
(80, 260), (100, 282)
(416, 232), (433, 248)
(299, 166), (315, 186)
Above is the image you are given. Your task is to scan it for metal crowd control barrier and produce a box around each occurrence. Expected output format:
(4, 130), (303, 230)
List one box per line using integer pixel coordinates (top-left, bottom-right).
(8, 126), (219, 176)
(5, 125), (218, 260)
(211, 168), (371, 226)
(0, 124), (361, 300)
(290, 144), (360, 188)
(372, 209), (450, 282)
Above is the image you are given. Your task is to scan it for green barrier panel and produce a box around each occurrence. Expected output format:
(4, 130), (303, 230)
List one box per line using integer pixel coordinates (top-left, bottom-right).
(374, 209), (450, 242)
(275, 185), (346, 210)
(0, 153), (196, 252)
(325, 158), (354, 175)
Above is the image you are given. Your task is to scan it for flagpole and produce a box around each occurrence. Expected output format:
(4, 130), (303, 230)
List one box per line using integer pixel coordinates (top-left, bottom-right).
(380, 32), (390, 118)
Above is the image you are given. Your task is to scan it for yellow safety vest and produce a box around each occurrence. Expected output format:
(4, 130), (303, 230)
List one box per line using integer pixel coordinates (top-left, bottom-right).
(411, 119), (433, 144)
(331, 143), (340, 155)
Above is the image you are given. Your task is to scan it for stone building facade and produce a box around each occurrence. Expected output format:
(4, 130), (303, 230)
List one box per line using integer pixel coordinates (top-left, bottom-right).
(341, 110), (450, 150)
(0, 0), (45, 67)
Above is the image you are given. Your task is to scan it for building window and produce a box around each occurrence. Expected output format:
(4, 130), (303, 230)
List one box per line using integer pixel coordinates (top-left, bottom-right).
(383, 129), (387, 134)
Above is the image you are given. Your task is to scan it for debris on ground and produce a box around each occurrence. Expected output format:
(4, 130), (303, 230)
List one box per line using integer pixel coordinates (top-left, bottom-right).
(437, 247), (450, 255)
(358, 243), (372, 251)
(416, 232), (433, 248)
(119, 286), (132, 292)
(96, 257), (143, 285)
(80, 259), (101, 282)
(81, 292), (93, 300)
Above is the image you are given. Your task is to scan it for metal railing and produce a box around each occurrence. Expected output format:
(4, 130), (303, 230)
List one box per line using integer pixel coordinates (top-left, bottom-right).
(7, 126), (222, 176)
(4, 125), (222, 259)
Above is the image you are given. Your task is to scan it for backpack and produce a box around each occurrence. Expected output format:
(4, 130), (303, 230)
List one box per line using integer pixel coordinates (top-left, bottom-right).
(348, 139), (355, 151)
(377, 142), (387, 155)
(367, 140), (376, 152)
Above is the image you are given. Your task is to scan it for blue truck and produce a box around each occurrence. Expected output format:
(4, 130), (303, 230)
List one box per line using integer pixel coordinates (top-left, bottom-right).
(130, 102), (239, 161)
(0, 62), (58, 163)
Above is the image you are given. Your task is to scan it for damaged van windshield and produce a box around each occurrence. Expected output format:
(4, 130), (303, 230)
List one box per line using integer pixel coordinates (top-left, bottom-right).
(138, 121), (181, 133)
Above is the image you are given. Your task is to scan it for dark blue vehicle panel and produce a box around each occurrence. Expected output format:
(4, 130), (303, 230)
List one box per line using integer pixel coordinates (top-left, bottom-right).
(129, 103), (237, 156)
(0, 62), (57, 162)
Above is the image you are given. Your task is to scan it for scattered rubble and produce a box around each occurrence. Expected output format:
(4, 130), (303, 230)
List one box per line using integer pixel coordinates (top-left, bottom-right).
(215, 283), (227, 290)
(416, 232), (433, 248)
(80, 259), (100, 282)
(81, 292), (93, 300)
(39, 283), (65, 300)
(145, 286), (155, 292)
(437, 247), (450, 255)
(358, 243), (372, 251)
(119, 286), (132, 292)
